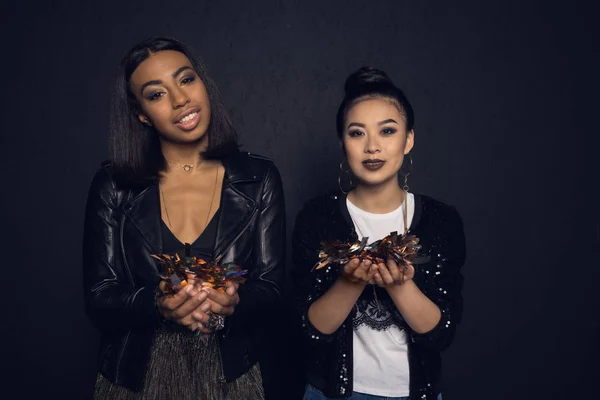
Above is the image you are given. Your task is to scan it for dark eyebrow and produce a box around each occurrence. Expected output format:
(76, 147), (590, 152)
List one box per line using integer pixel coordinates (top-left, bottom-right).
(347, 122), (366, 129)
(140, 80), (162, 94)
(378, 119), (398, 125)
(172, 65), (193, 78)
(139, 66), (195, 94)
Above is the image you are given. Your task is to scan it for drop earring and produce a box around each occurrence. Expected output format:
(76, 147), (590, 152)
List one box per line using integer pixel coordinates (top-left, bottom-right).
(338, 159), (354, 194)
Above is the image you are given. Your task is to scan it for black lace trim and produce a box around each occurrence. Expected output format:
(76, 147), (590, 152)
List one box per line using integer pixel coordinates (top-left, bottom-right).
(353, 294), (406, 331)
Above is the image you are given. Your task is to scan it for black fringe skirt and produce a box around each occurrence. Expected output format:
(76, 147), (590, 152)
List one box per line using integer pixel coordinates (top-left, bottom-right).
(94, 327), (264, 400)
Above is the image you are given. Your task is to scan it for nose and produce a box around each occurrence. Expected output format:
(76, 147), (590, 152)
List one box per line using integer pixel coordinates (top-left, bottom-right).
(171, 87), (190, 108)
(364, 134), (381, 154)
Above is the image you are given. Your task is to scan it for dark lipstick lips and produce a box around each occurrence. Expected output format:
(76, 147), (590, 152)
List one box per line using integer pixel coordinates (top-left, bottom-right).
(362, 159), (385, 170)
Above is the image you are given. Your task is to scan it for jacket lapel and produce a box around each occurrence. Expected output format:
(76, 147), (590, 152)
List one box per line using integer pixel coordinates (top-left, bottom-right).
(121, 184), (163, 254)
(213, 153), (260, 258)
(213, 176), (257, 258)
(119, 152), (260, 260)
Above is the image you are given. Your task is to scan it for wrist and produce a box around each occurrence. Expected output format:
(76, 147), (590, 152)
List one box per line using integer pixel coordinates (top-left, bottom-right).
(338, 275), (368, 289)
(386, 279), (415, 295)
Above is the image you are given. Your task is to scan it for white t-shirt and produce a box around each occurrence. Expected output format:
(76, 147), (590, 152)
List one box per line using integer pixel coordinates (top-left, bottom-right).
(347, 193), (415, 397)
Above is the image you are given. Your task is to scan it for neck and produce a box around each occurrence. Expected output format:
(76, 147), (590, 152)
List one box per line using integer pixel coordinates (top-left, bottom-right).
(349, 179), (405, 213)
(160, 138), (207, 171)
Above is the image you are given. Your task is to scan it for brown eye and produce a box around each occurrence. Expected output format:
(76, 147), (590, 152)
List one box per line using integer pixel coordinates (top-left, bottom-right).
(146, 91), (165, 101)
(181, 75), (195, 85)
(381, 128), (397, 135)
(348, 130), (364, 137)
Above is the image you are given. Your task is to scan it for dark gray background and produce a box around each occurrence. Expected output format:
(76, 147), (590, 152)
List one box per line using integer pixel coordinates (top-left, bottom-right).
(1, 1), (598, 399)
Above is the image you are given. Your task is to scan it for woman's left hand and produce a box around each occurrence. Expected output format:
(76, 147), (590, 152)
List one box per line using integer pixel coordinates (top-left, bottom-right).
(190, 283), (240, 332)
(372, 259), (415, 287)
(202, 283), (240, 316)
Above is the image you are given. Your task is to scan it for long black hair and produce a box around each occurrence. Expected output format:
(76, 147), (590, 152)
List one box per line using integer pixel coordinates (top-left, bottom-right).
(336, 67), (414, 139)
(109, 37), (238, 186)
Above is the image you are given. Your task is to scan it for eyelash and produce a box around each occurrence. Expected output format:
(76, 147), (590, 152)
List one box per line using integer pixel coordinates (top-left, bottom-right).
(147, 92), (164, 101)
(347, 127), (397, 137)
(145, 75), (196, 101)
(181, 75), (195, 85)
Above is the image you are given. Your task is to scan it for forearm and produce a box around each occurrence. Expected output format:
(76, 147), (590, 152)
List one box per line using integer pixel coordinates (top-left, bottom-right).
(387, 280), (441, 334)
(86, 283), (161, 332)
(228, 279), (280, 327)
(308, 277), (365, 334)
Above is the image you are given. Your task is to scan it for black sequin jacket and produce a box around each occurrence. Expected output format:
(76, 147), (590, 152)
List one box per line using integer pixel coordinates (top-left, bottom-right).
(292, 193), (466, 399)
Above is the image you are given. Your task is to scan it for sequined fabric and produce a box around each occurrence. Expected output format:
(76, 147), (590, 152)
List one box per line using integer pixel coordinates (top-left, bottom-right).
(94, 327), (264, 400)
(292, 193), (466, 400)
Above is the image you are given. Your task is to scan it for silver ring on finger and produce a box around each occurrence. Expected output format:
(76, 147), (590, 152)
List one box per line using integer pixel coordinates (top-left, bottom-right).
(205, 314), (225, 331)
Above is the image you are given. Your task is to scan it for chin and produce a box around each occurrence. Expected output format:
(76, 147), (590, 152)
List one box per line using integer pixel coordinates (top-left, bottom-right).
(163, 131), (208, 146)
(356, 172), (397, 188)
(356, 176), (384, 187)
(183, 134), (208, 145)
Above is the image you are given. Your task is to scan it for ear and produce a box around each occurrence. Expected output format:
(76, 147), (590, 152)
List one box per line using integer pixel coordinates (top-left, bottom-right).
(339, 139), (347, 155)
(137, 112), (152, 127)
(404, 130), (415, 154)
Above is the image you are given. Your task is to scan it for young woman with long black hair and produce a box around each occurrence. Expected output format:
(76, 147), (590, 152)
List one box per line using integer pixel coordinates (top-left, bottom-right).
(83, 37), (285, 400)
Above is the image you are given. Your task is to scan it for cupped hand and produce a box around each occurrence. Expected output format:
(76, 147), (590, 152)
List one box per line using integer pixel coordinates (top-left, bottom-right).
(341, 258), (378, 284)
(372, 259), (415, 287)
(157, 279), (211, 332)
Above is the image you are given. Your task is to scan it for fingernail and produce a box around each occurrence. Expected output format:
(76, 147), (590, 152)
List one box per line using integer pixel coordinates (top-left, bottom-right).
(201, 303), (211, 312)
(186, 285), (194, 293)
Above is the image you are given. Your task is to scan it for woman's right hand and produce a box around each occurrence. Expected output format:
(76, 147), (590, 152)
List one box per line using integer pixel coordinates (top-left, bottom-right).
(307, 258), (377, 335)
(156, 280), (212, 331)
(341, 258), (378, 284)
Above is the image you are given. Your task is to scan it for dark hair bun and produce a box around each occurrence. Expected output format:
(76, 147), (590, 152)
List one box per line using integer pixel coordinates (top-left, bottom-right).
(335, 66), (415, 136)
(344, 67), (394, 94)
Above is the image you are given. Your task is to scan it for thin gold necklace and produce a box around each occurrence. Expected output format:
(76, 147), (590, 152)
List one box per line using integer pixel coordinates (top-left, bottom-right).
(160, 165), (220, 239)
(166, 159), (197, 172)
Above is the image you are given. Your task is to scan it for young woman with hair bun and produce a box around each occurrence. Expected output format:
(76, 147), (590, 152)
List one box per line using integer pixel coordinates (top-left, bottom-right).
(293, 67), (465, 400)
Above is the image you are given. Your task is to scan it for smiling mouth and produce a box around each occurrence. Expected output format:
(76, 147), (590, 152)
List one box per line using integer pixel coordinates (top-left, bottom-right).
(178, 112), (198, 124)
(174, 110), (201, 131)
(362, 159), (385, 170)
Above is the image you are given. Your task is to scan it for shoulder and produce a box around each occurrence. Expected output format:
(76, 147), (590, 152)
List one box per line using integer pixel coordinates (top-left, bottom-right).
(418, 194), (462, 221)
(86, 161), (135, 205)
(222, 151), (280, 182)
(293, 192), (350, 245)
(88, 162), (118, 194)
(416, 194), (465, 243)
(297, 192), (342, 220)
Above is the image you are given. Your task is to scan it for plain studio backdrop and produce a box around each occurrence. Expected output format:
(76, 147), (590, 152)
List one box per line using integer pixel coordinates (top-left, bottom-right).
(0, 1), (598, 399)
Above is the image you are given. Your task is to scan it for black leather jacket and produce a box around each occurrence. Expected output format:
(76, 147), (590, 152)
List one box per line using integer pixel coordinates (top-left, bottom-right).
(292, 193), (465, 399)
(82, 151), (285, 392)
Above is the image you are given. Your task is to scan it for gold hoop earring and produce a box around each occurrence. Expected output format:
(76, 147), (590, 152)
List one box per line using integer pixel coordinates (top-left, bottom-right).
(400, 153), (413, 192)
(338, 159), (354, 194)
